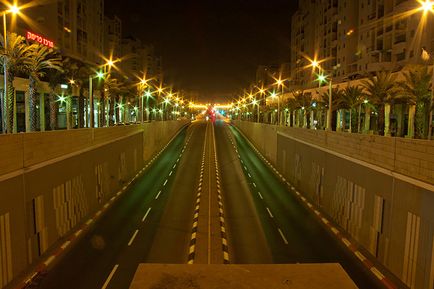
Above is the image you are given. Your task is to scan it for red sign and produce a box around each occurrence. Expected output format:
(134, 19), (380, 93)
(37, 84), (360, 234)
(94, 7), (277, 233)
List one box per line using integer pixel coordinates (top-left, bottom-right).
(26, 31), (54, 48)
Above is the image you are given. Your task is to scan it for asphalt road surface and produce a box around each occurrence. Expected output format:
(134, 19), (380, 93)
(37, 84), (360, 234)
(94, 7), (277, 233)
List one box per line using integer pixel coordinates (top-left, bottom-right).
(32, 120), (388, 289)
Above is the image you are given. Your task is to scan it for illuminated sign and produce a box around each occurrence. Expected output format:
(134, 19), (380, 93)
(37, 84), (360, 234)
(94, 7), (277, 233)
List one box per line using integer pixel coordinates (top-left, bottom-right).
(26, 31), (54, 48)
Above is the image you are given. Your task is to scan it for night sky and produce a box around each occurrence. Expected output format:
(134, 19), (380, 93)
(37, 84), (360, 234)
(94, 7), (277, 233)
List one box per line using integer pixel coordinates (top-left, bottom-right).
(105, 0), (298, 101)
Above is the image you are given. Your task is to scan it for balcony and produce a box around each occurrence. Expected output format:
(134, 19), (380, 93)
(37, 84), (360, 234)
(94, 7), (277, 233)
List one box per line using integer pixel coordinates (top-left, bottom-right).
(367, 62), (395, 72)
(394, 34), (406, 45)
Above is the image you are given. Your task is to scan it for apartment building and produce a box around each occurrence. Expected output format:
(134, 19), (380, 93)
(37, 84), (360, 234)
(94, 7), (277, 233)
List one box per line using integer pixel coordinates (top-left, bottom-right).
(23, 0), (104, 65)
(104, 15), (122, 60)
(120, 36), (162, 82)
(290, 0), (434, 87)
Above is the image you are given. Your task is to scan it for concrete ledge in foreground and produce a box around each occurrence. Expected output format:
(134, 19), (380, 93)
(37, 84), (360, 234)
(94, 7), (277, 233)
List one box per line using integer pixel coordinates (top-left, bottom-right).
(129, 263), (358, 289)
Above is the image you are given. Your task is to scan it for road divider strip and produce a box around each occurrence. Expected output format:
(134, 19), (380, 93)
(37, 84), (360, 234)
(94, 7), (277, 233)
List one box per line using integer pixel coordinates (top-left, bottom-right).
(188, 137), (206, 264)
(213, 124), (230, 264)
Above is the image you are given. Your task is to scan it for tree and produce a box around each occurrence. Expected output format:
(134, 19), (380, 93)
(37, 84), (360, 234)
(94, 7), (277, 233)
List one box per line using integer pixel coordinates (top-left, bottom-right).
(361, 70), (397, 135)
(0, 32), (33, 133)
(292, 90), (312, 127)
(24, 44), (63, 131)
(341, 86), (364, 132)
(318, 87), (343, 130)
(47, 69), (64, 130)
(398, 65), (432, 139)
(104, 76), (121, 126)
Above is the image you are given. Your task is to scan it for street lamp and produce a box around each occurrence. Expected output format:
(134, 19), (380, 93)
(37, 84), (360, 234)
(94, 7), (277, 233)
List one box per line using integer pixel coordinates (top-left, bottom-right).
(421, 47), (434, 139)
(252, 98), (259, 122)
(2, 4), (20, 133)
(274, 78), (284, 125)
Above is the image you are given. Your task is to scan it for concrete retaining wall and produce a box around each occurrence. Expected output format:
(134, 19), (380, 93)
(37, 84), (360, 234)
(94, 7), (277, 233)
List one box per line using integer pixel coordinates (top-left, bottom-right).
(0, 120), (188, 288)
(234, 121), (434, 289)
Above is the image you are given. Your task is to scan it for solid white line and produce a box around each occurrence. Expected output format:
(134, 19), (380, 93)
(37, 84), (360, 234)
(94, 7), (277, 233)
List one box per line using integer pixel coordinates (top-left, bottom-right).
(257, 192), (263, 199)
(266, 207), (274, 218)
(142, 208), (152, 222)
(278, 228), (289, 244)
(163, 179), (168, 186)
(128, 230), (139, 246)
(155, 190), (162, 199)
(101, 264), (119, 289)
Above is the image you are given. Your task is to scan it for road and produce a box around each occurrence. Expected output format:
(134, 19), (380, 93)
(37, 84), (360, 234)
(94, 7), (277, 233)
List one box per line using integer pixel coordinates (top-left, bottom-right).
(32, 120), (388, 289)
(224, 120), (385, 289)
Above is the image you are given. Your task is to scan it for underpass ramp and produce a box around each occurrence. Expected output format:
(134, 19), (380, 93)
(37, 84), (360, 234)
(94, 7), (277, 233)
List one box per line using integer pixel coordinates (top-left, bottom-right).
(129, 264), (358, 289)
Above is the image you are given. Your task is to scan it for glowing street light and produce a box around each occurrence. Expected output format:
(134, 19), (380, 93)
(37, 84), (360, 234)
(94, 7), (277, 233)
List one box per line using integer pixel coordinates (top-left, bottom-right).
(274, 77), (287, 125)
(2, 3), (22, 133)
(419, 0), (434, 13)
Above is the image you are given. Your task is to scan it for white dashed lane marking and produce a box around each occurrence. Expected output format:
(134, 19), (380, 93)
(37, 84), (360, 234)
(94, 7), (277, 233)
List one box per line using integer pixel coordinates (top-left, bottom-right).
(266, 207), (274, 218)
(278, 228), (289, 245)
(128, 230), (139, 246)
(155, 191), (162, 200)
(142, 207), (152, 222)
(101, 264), (119, 289)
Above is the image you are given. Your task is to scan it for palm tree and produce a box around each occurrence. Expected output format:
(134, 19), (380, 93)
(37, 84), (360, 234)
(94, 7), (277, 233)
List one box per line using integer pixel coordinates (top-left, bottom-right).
(361, 70), (397, 135)
(104, 76), (121, 126)
(24, 44), (63, 131)
(47, 69), (64, 130)
(292, 90), (312, 127)
(68, 61), (91, 128)
(319, 87), (343, 130)
(0, 32), (33, 133)
(398, 65), (432, 139)
(341, 86), (364, 133)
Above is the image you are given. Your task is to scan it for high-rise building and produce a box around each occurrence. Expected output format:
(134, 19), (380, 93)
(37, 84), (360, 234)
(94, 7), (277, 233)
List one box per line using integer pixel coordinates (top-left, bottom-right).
(104, 15), (122, 60)
(23, 0), (104, 65)
(290, 0), (434, 87)
(120, 36), (162, 82)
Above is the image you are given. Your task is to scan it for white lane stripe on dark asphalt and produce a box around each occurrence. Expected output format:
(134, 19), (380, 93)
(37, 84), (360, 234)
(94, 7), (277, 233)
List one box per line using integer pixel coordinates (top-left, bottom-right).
(155, 190), (162, 199)
(101, 264), (119, 289)
(142, 208), (151, 222)
(278, 228), (289, 245)
(266, 207), (274, 218)
(128, 230), (139, 246)
(257, 192), (263, 199)
(163, 179), (168, 186)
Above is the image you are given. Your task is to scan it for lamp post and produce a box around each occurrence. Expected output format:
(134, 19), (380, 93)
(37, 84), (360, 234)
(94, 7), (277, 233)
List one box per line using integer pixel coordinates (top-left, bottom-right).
(316, 72), (332, 131)
(275, 78), (284, 125)
(252, 98), (259, 122)
(270, 91), (278, 124)
(2, 5), (20, 133)
(419, 1), (434, 138)
(422, 47), (434, 139)
(419, 0), (434, 139)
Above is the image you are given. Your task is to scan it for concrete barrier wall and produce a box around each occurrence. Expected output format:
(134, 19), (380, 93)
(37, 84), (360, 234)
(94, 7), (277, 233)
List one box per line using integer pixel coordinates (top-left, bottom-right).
(0, 120), (188, 288)
(233, 121), (434, 289)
